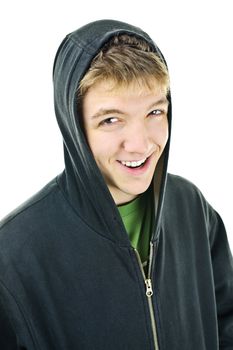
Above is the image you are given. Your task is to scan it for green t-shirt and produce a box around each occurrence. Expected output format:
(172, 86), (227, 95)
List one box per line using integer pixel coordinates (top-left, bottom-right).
(117, 189), (154, 267)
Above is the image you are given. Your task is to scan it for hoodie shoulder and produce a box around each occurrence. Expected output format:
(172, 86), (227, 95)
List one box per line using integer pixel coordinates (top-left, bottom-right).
(0, 176), (67, 276)
(166, 173), (200, 193)
(165, 173), (215, 219)
(0, 177), (59, 233)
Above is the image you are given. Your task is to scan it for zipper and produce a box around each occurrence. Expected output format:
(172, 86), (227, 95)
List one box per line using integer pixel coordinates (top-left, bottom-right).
(134, 242), (159, 350)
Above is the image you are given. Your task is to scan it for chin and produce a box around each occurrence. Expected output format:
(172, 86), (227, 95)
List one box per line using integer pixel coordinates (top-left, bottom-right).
(126, 184), (151, 197)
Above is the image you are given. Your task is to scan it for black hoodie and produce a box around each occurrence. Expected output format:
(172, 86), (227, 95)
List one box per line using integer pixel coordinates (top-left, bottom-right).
(0, 19), (233, 350)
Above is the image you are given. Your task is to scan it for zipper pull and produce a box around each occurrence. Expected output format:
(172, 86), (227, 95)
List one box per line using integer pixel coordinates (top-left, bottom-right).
(145, 279), (153, 297)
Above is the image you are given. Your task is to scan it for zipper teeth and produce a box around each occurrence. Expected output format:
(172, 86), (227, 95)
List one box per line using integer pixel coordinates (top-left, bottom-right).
(134, 244), (159, 350)
(148, 241), (154, 277)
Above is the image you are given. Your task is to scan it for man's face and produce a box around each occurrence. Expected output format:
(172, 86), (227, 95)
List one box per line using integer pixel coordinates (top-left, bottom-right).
(82, 80), (169, 205)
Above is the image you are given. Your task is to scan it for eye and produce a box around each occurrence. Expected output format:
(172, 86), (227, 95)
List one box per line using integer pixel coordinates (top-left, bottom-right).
(149, 109), (163, 116)
(99, 117), (119, 126)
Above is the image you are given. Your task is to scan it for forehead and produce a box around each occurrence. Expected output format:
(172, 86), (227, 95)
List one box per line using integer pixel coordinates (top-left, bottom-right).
(82, 79), (168, 121)
(86, 78), (167, 96)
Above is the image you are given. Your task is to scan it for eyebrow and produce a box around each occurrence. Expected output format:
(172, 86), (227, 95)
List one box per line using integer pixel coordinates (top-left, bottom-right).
(147, 97), (169, 111)
(91, 108), (124, 120)
(91, 97), (169, 120)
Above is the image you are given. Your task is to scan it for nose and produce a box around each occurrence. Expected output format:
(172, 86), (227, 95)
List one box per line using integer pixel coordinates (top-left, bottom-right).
(122, 122), (151, 155)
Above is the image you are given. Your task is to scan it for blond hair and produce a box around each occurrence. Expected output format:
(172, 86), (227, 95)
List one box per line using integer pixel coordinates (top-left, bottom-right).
(78, 34), (170, 97)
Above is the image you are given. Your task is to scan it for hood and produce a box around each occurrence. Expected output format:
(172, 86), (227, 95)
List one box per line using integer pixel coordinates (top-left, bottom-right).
(53, 19), (172, 246)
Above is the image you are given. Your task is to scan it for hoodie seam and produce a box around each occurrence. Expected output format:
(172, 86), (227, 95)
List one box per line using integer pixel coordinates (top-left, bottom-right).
(69, 30), (154, 55)
(0, 279), (40, 350)
(69, 36), (95, 55)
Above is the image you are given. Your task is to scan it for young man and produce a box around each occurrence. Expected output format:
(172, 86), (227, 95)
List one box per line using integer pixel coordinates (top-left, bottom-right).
(0, 19), (232, 349)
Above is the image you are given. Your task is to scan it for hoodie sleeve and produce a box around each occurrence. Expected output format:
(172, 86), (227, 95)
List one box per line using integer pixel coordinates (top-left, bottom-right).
(209, 210), (233, 348)
(0, 288), (19, 349)
(0, 280), (33, 350)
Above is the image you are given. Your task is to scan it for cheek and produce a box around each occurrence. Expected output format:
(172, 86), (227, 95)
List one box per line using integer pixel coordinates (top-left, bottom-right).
(150, 122), (169, 148)
(163, 126), (169, 146)
(162, 118), (169, 143)
(86, 131), (119, 161)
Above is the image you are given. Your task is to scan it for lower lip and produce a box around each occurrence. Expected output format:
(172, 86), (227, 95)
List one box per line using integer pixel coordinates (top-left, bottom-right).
(117, 155), (152, 175)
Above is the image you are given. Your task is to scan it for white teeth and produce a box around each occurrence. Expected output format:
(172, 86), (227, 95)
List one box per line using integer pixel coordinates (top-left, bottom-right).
(121, 158), (147, 168)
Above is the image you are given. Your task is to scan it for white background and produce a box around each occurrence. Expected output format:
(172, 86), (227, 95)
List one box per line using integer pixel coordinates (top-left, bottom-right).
(0, 0), (232, 250)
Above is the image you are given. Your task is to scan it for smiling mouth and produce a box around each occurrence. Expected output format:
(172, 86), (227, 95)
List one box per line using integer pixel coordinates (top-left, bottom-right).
(119, 157), (148, 168)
